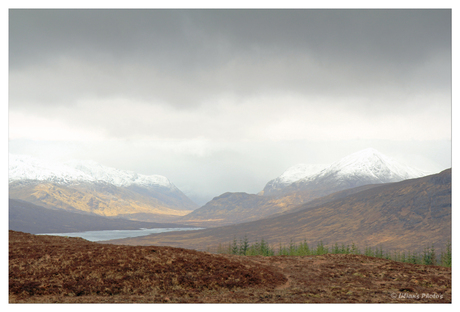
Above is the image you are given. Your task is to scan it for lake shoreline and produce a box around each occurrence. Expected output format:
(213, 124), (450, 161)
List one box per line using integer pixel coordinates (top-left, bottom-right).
(38, 227), (204, 242)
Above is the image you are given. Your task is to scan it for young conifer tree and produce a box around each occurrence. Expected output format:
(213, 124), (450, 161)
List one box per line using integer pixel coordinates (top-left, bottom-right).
(231, 237), (239, 255)
(239, 235), (249, 256)
(441, 242), (451, 267)
(333, 243), (340, 254)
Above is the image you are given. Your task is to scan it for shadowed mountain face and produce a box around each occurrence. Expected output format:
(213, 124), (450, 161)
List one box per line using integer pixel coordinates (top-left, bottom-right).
(180, 186), (381, 227)
(107, 169), (451, 254)
(180, 185), (386, 227)
(179, 192), (288, 227)
(8, 199), (195, 234)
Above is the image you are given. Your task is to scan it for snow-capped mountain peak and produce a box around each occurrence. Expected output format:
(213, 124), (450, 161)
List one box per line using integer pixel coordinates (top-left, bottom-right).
(262, 148), (429, 196)
(9, 154), (175, 189)
(314, 148), (428, 183)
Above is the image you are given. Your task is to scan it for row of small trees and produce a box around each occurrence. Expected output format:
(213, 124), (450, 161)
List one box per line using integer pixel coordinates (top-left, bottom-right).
(216, 237), (452, 267)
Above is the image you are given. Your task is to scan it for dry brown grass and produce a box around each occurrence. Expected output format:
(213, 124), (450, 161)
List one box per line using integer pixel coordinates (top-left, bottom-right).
(9, 230), (285, 303)
(9, 230), (451, 303)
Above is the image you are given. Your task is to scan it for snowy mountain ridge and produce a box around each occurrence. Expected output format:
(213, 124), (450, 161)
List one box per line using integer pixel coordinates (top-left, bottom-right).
(262, 148), (429, 196)
(307, 148), (428, 183)
(261, 163), (329, 195)
(9, 154), (175, 189)
(275, 163), (330, 185)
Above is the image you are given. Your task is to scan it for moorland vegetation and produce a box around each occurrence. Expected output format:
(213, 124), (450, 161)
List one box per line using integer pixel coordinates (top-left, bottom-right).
(9, 231), (451, 303)
(218, 236), (452, 267)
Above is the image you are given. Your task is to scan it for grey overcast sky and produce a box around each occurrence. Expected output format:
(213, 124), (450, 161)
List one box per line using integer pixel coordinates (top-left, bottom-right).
(8, 8), (452, 205)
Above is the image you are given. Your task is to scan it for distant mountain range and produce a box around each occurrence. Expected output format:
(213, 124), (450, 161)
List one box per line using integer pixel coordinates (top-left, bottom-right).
(9, 154), (198, 221)
(9, 148), (442, 236)
(180, 148), (430, 226)
(108, 168), (451, 254)
(10, 154), (181, 189)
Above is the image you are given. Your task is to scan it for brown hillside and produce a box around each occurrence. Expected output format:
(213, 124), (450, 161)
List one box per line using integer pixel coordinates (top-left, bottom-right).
(107, 169), (451, 254)
(9, 181), (193, 220)
(9, 198), (196, 234)
(179, 184), (380, 227)
(9, 231), (451, 303)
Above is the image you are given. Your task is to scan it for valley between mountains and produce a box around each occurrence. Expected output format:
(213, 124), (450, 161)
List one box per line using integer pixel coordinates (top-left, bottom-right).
(107, 169), (451, 254)
(9, 148), (450, 254)
(8, 148), (452, 303)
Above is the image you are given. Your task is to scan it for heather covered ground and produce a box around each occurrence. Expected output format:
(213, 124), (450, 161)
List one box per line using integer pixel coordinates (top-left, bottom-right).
(9, 230), (451, 303)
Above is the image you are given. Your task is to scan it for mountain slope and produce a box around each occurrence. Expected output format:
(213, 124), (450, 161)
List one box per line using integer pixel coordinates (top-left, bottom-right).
(108, 169), (451, 254)
(9, 154), (197, 220)
(181, 188), (344, 227)
(9, 199), (195, 234)
(181, 192), (282, 226)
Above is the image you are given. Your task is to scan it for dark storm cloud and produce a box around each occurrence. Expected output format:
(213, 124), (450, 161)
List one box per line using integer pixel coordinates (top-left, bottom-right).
(8, 9), (452, 203)
(9, 9), (451, 108)
(9, 9), (451, 68)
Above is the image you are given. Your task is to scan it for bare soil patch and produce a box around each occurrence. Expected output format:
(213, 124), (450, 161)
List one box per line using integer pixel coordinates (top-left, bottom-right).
(9, 231), (451, 303)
